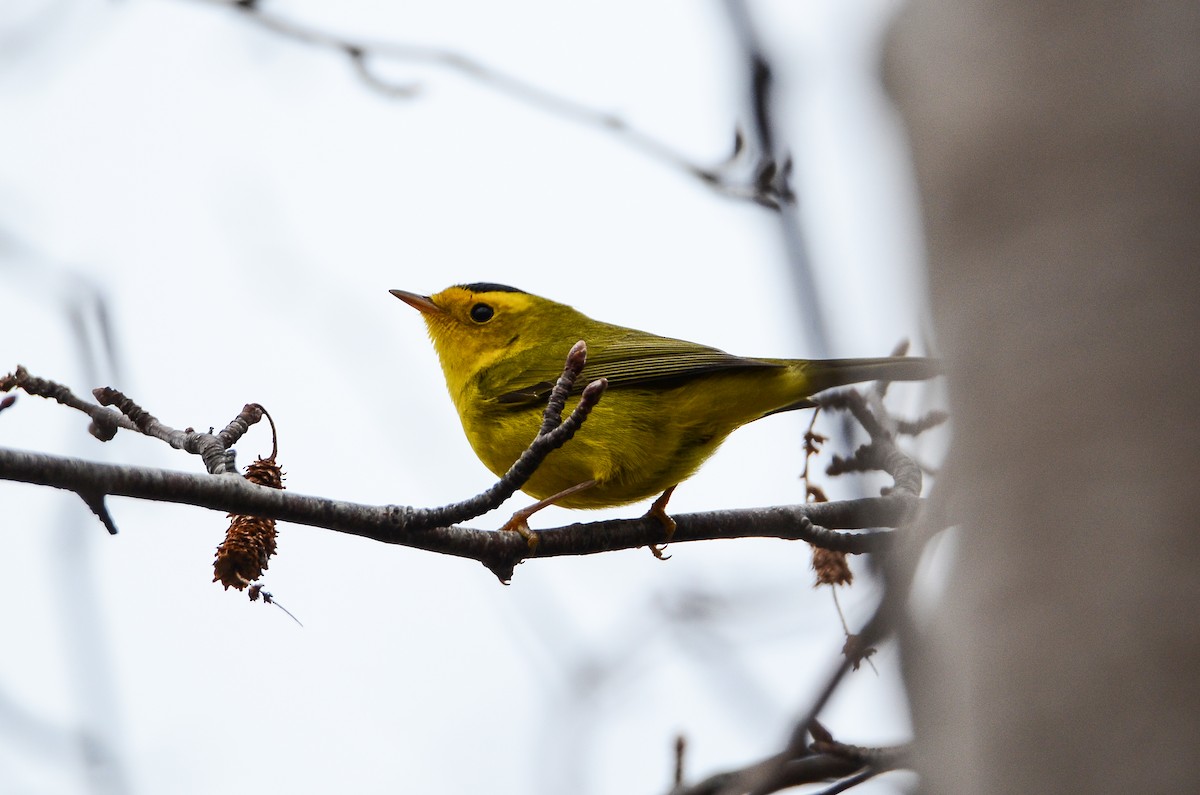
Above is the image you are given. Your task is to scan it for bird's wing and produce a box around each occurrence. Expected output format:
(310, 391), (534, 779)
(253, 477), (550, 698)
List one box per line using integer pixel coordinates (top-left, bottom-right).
(487, 331), (781, 405)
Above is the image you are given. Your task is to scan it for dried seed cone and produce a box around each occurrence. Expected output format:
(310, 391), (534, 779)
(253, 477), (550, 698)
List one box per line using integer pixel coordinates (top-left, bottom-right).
(213, 456), (285, 590)
(243, 456), (284, 489)
(812, 547), (853, 587)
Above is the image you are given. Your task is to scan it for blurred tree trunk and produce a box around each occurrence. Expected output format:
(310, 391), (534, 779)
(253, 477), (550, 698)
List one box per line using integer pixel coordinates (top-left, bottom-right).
(884, 2), (1200, 793)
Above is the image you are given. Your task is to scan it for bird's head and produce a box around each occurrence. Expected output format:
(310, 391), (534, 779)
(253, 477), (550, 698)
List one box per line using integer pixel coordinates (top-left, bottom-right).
(391, 283), (565, 387)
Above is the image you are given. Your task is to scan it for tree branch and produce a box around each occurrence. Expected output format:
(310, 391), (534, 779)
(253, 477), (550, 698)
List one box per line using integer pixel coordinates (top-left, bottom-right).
(669, 721), (908, 795)
(183, 0), (789, 207)
(0, 444), (918, 579)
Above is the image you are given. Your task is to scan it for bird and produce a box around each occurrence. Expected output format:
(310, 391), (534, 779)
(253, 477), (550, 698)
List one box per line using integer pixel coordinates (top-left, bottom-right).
(391, 282), (937, 544)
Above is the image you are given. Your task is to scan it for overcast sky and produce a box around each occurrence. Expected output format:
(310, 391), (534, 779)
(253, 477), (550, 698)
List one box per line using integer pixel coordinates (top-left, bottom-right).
(0, 1), (933, 793)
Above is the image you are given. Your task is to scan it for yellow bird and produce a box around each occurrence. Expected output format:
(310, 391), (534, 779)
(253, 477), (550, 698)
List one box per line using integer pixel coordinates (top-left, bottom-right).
(392, 283), (937, 521)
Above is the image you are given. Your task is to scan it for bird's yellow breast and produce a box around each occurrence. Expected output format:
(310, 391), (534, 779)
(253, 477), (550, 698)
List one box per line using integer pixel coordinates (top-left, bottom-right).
(457, 367), (806, 508)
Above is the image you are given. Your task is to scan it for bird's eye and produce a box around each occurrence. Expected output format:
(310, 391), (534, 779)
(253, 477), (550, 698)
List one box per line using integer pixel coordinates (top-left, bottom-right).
(469, 303), (494, 323)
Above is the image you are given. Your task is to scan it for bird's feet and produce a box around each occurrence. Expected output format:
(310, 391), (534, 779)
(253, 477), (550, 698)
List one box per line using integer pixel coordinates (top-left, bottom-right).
(645, 485), (677, 560)
(498, 480), (598, 554)
(497, 510), (541, 553)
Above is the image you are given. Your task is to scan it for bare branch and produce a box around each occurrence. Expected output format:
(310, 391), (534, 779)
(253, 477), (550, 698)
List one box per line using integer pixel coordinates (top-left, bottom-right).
(0, 444), (920, 563)
(1, 365), (133, 441)
(817, 389), (924, 499)
(92, 386), (246, 474)
(182, 0), (786, 206)
(669, 741), (895, 795)
(721, 0), (825, 363)
(894, 409), (949, 437)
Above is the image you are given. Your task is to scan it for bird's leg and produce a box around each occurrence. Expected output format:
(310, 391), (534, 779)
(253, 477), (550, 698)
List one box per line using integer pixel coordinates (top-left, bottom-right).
(645, 485), (678, 560)
(498, 480), (597, 552)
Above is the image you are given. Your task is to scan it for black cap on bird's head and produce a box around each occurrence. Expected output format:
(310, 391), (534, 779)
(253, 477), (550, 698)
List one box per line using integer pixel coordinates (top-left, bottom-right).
(456, 282), (526, 295)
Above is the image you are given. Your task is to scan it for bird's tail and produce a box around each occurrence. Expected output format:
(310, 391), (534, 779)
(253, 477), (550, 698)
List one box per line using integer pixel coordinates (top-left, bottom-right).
(801, 356), (941, 394)
(761, 356), (940, 415)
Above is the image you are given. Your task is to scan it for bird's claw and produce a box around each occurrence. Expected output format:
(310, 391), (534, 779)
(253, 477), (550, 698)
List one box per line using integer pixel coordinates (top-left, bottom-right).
(499, 514), (540, 553)
(645, 486), (677, 561)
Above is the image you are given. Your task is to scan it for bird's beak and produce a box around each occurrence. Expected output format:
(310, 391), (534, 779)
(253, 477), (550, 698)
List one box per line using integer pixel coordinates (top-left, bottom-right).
(390, 289), (443, 316)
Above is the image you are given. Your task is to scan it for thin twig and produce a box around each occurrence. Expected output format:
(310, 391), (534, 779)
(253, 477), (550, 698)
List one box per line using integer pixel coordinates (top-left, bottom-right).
(669, 751), (863, 795)
(215, 403), (268, 450)
(400, 341), (602, 533)
(817, 389), (924, 501)
(808, 768), (880, 795)
(721, 0), (824, 355)
(674, 735), (687, 788)
(894, 409), (949, 437)
(79, 491), (119, 536)
(93, 386), (243, 474)
(182, 0), (785, 206)
(872, 340), (911, 401)
(1, 365), (133, 441)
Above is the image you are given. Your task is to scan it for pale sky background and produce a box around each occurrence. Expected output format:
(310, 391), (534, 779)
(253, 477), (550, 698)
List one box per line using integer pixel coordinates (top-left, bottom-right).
(0, 1), (936, 793)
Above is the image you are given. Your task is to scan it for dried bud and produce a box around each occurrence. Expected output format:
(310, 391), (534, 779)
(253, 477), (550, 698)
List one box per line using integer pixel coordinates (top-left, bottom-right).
(812, 547), (853, 587)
